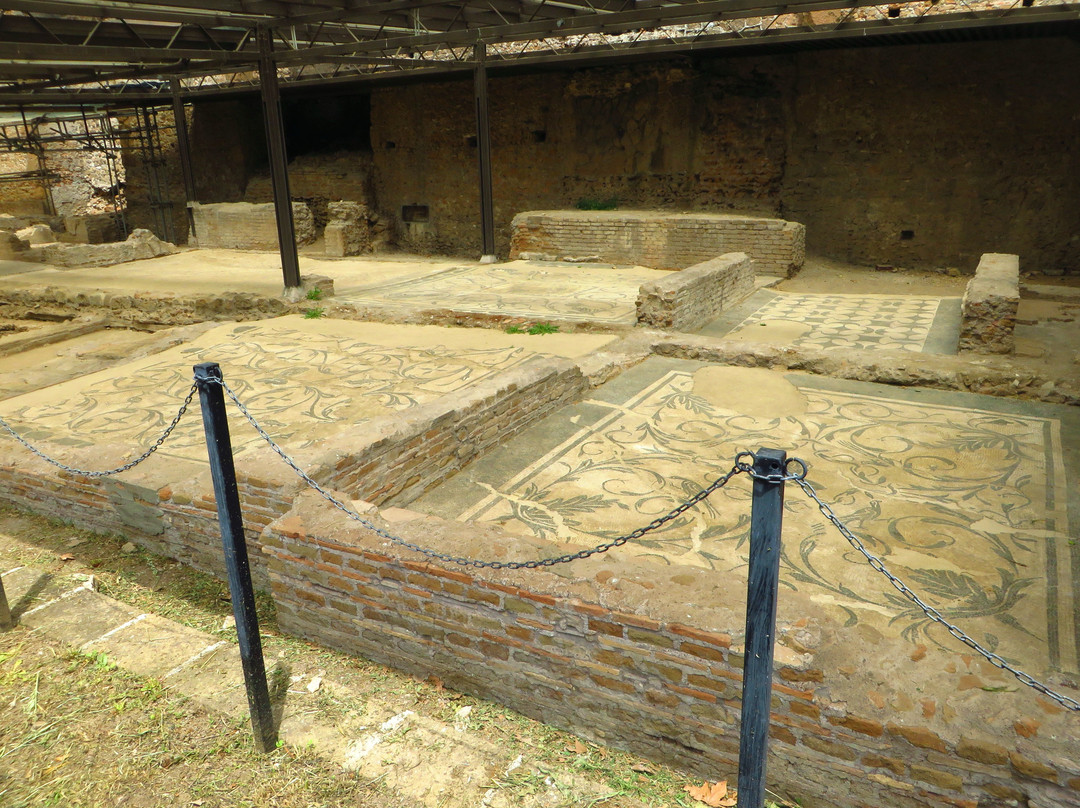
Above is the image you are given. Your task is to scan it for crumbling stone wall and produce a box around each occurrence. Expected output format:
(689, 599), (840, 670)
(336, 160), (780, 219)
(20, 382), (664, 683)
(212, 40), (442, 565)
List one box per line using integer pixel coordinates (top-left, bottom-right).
(959, 253), (1020, 354)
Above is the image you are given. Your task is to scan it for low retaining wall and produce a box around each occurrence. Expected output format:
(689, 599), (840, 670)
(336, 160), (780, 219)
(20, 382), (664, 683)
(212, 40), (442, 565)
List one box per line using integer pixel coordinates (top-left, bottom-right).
(2, 339), (1077, 807)
(0, 357), (588, 585)
(0, 459), (292, 588)
(637, 252), (755, 331)
(297, 358), (588, 506)
(0, 274), (334, 326)
(264, 494), (1080, 808)
(509, 210), (805, 277)
(190, 202), (316, 250)
(960, 253), (1020, 354)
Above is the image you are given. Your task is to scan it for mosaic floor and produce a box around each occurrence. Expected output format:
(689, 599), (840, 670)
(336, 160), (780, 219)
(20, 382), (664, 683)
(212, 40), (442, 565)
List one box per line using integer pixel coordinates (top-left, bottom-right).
(0, 317), (617, 464)
(410, 358), (1078, 674)
(698, 289), (962, 353)
(337, 260), (668, 324)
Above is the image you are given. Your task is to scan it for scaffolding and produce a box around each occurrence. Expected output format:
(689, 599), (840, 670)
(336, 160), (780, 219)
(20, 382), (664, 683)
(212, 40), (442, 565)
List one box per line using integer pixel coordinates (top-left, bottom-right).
(0, 105), (179, 242)
(129, 105), (176, 244)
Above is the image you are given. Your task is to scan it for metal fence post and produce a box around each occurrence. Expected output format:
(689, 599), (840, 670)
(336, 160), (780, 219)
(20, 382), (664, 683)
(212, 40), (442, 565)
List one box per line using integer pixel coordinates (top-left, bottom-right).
(737, 448), (787, 808)
(0, 574), (12, 630)
(193, 362), (277, 753)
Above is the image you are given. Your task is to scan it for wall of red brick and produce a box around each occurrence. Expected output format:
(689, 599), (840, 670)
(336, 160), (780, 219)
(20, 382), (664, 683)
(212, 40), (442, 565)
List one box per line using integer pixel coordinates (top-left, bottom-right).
(368, 38), (1078, 274)
(263, 495), (1080, 808)
(0, 357), (588, 585)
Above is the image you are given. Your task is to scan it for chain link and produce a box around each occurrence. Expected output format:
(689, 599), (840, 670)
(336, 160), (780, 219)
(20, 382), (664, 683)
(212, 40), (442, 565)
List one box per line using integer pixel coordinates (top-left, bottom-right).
(0, 382), (198, 478)
(735, 452), (809, 483)
(215, 377), (744, 570)
(794, 476), (1080, 712)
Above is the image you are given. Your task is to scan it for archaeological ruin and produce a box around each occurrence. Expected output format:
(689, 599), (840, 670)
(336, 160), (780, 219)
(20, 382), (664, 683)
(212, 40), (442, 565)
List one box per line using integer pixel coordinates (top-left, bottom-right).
(0, 1), (1078, 807)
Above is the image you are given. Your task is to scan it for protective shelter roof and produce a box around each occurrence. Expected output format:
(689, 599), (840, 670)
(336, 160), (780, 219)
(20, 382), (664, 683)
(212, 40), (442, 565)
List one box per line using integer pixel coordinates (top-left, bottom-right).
(0, 0), (1077, 109)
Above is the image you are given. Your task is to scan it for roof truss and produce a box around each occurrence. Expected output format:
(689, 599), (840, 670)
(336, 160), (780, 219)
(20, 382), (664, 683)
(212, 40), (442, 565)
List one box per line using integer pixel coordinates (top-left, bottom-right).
(0, 0), (1076, 110)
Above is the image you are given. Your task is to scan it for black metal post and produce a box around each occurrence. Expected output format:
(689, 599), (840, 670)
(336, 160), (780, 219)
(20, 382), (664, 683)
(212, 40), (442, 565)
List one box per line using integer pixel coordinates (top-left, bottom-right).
(193, 362), (276, 753)
(737, 448), (787, 808)
(169, 78), (198, 244)
(473, 42), (496, 261)
(257, 26), (302, 292)
(0, 574), (12, 630)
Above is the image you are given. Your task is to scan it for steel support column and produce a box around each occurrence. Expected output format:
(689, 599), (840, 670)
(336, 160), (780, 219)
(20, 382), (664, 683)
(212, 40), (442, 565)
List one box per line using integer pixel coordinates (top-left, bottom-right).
(170, 78), (198, 244)
(257, 26), (301, 292)
(473, 42), (496, 262)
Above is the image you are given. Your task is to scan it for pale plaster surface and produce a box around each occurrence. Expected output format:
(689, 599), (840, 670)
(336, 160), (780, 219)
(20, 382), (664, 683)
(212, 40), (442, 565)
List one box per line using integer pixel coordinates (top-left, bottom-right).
(0, 248), (463, 297)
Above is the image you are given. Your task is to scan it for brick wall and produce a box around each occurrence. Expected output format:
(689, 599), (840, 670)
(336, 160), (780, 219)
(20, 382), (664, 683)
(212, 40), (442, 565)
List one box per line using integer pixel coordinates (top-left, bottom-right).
(362, 39), (1078, 274)
(0, 152), (47, 215)
(0, 356), (589, 582)
(509, 211), (804, 277)
(270, 357), (589, 507)
(243, 151), (375, 212)
(116, 108), (189, 245)
(263, 495), (1080, 808)
(0, 457), (294, 587)
(637, 252), (756, 331)
(190, 201), (316, 250)
(2, 348), (1078, 806)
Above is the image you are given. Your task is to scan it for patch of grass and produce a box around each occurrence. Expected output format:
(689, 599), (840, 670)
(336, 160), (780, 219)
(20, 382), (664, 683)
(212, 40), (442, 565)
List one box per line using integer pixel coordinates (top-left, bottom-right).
(505, 322), (560, 335)
(0, 632), (395, 808)
(305, 287), (323, 301)
(578, 194), (622, 209)
(302, 307), (325, 319)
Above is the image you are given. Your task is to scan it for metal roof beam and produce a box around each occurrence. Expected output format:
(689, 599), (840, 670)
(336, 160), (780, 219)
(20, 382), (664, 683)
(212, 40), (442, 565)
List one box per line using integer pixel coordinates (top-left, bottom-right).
(0, 0), (271, 27)
(3, 8), (1073, 107)
(0, 40), (254, 63)
(275, 0), (1080, 62)
(0, 15), (249, 50)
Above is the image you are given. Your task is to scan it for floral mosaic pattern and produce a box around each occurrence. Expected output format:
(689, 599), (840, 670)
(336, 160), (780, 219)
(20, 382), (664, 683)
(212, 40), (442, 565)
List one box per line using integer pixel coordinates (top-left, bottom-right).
(337, 262), (661, 324)
(729, 292), (947, 351)
(453, 368), (1074, 670)
(0, 322), (536, 461)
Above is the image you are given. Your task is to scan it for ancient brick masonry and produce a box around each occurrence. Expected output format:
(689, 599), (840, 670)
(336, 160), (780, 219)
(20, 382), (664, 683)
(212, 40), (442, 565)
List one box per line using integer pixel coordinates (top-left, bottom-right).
(636, 252), (756, 331)
(262, 495), (1080, 808)
(190, 202), (316, 250)
(0, 460), (295, 588)
(284, 357), (590, 507)
(509, 211), (804, 277)
(959, 253), (1020, 354)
